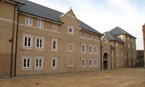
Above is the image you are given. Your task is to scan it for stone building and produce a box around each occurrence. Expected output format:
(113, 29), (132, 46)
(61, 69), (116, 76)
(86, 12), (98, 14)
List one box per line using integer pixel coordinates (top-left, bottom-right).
(0, 0), (136, 78)
(101, 27), (136, 70)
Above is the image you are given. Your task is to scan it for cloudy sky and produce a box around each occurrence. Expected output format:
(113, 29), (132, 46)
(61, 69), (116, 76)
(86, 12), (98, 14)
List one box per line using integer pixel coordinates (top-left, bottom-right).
(29, 0), (145, 50)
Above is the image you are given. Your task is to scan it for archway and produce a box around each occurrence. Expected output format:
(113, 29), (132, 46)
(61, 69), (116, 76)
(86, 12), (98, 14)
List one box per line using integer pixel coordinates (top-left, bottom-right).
(103, 53), (108, 70)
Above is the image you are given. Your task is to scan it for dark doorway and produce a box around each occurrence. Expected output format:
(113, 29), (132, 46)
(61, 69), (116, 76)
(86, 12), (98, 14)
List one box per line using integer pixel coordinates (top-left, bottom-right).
(103, 53), (108, 70)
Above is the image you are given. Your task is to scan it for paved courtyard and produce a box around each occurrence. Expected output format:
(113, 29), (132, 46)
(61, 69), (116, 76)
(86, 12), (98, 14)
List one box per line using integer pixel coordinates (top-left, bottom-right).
(0, 68), (145, 87)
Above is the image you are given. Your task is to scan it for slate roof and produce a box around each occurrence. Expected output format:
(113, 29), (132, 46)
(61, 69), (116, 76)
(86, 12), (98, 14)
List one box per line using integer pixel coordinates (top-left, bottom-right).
(12, 0), (25, 4)
(17, 0), (63, 23)
(79, 20), (102, 36)
(12, 0), (102, 35)
(105, 32), (124, 43)
(110, 27), (136, 39)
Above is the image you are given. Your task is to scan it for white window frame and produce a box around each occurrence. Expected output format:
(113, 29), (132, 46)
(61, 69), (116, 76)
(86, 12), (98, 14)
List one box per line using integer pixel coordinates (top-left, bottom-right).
(52, 24), (57, 32)
(22, 34), (33, 50)
(94, 59), (98, 67)
(67, 43), (74, 52)
(67, 58), (74, 67)
(88, 44), (93, 54)
(116, 59), (120, 66)
(82, 32), (85, 37)
(82, 58), (86, 68)
(94, 46), (98, 55)
(88, 59), (93, 67)
(128, 44), (130, 48)
(88, 33), (91, 38)
(22, 56), (32, 70)
(82, 43), (86, 54)
(34, 57), (44, 70)
(37, 19), (44, 28)
(51, 57), (58, 69)
(35, 36), (45, 50)
(68, 25), (74, 35)
(25, 16), (33, 26)
(51, 39), (58, 52)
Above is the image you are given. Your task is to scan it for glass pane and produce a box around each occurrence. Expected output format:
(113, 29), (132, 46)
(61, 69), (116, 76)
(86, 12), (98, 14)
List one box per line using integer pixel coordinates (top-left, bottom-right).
(28, 38), (31, 46)
(39, 59), (41, 67)
(53, 41), (56, 49)
(53, 60), (55, 66)
(24, 37), (27, 46)
(27, 59), (30, 67)
(24, 59), (26, 67)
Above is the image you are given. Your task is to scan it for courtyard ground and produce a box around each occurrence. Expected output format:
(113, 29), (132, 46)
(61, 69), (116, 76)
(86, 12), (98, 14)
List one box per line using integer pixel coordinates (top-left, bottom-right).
(0, 68), (145, 87)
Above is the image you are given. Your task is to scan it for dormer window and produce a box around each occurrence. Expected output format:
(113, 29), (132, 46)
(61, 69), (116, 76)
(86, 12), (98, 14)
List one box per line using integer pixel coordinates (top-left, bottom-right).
(68, 25), (74, 35)
(25, 16), (33, 26)
(52, 24), (57, 32)
(37, 19), (44, 28)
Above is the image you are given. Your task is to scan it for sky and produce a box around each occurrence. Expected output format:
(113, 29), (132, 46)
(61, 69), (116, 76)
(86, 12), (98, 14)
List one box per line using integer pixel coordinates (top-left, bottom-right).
(29, 0), (145, 50)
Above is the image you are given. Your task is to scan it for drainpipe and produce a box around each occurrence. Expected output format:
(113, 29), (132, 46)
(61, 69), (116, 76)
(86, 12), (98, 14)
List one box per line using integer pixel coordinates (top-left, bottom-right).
(100, 37), (102, 71)
(125, 35), (128, 67)
(10, 4), (17, 78)
(14, 10), (20, 77)
(110, 46), (112, 69)
(114, 42), (116, 69)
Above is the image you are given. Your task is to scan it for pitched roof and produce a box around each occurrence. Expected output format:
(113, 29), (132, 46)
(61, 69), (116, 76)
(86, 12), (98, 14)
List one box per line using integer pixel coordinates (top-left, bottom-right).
(18, 0), (63, 23)
(105, 32), (124, 43)
(109, 27), (136, 39)
(16, 0), (102, 35)
(10, 0), (24, 5)
(79, 20), (102, 36)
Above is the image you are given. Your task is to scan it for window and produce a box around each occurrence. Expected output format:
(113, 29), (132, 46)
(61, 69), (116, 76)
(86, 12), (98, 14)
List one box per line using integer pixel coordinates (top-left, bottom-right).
(82, 43), (86, 54)
(88, 59), (93, 67)
(22, 56), (32, 70)
(67, 43), (74, 52)
(35, 36), (44, 50)
(37, 19), (44, 28)
(128, 44), (130, 48)
(23, 34), (33, 49)
(52, 24), (57, 32)
(51, 39), (58, 52)
(35, 57), (44, 70)
(82, 59), (86, 68)
(116, 59), (119, 66)
(88, 45), (93, 54)
(25, 16), (33, 25)
(51, 58), (57, 69)
(68, 25), (74, 35)
(88, 33), (91, 38)
(133, 45), (135, 49)
(94, 46), (98, 54)
(94, 59), (98, 67)
(67, 58), (74, 67)
(116, 50), (119, 56)
(82, 32), (85, 37)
